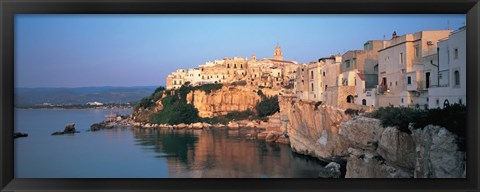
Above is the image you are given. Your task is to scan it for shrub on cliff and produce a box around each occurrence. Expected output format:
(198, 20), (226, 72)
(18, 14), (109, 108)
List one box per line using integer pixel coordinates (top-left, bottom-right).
(366, 104), (466, 137)
(256, 95), (279, 117)
(344, 108), (359, 116)
(150, 94), (200, 125)
(134, 86), (165, 110)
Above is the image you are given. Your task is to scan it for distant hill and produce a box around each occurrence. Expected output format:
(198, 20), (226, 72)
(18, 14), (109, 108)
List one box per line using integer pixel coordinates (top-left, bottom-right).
(15, 86), (159, 107)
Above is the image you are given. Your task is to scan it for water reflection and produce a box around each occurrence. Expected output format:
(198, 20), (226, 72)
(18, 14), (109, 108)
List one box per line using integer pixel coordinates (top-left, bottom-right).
(132, 128), (327, 178)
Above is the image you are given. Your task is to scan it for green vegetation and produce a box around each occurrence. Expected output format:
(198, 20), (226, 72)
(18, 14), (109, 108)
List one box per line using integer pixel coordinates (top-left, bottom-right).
(366, 104), (466, 138)
(135, 86), (165, 110)
(150, 95), (200, 125)
(344, 108), (360, 116)
(136, 83), (281, 125)
(145, 84), (223, 125)
(255, 90), (280, 118)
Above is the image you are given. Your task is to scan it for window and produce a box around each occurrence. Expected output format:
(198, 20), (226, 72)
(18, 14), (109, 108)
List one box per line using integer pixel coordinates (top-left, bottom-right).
(234, 64), (237, 68)
(447, 49), (450, 64)
(454, 70), (460, 86)
(325, 85), (328, 91)
(459, 98), (462, 104)
(345, 60), (351, 68)
(395, 81), (397, 86)
(401, 98), (404, 103)
(174, 81), (176, 85)
(364, 42), (371, 50)
(323, 72), (325, 77)
(311, 83), (314, 91)
(362, 99), (367, 105)
(454, 48), (459, 59)
(414, 45), (420, 58)
(407, 76), (412, 85)
(311, 71), (314, 79)
(399, 52), (404, 64)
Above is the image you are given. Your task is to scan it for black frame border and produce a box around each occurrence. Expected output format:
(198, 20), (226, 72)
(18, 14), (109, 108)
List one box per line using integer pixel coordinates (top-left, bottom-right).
(1, 0), (479, 191)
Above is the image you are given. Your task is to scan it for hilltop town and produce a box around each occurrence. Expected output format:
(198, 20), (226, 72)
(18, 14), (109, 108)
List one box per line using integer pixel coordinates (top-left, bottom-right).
(166, 27), (466, 111)
(126, 27), (467, 178)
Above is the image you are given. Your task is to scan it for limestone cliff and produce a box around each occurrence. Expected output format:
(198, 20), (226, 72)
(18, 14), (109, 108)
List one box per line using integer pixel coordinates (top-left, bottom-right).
(186, 86), (261, 118)
(278, 96), (351, 160)
(279, 96), (466, 178)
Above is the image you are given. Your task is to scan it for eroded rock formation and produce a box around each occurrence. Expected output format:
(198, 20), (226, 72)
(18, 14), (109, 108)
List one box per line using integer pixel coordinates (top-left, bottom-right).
(279, 96), (466, 178)
(186, 86), (261, 118)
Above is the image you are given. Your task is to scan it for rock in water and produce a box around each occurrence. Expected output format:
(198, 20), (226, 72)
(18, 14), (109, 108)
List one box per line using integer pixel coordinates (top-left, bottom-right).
(14, 132), (28, 139)
(52, 123), (78, 135)
(64, 123), (76, 133)
(51, 131), (64, 136)
(90, 122), (106, 131)
(318, 162), (341, 178)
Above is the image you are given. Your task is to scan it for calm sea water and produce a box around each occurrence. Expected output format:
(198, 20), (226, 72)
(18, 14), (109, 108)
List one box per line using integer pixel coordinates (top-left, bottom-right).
(15, 109), (327, 178)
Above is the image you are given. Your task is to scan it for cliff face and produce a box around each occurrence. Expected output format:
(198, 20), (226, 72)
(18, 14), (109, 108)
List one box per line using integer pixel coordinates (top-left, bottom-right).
(278, 96), (351, 160)
(186, 86), (261, 118)
(279, 96), (466, 178)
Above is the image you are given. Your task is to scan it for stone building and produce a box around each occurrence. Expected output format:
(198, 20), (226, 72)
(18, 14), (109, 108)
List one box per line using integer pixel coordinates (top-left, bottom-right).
(294, 64), (309, 100)
(428, 27), (466, 109)
(166, 69), (187, 89)
(336, 40), (386, 108)
(377, 30), (452, 108)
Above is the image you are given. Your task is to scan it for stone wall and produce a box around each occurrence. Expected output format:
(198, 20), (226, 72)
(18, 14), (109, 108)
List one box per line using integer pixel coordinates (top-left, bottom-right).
(187, 86), (262, 118)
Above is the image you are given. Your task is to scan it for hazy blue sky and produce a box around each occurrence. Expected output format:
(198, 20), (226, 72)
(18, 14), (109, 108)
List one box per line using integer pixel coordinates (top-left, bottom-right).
(15, 14), (465, 88)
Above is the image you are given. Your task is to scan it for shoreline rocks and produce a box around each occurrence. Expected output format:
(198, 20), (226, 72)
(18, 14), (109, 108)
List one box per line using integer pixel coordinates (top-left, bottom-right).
(52, 123), (79, 135)
(14, 132), (28, 139)
(279, 96), (466, 178)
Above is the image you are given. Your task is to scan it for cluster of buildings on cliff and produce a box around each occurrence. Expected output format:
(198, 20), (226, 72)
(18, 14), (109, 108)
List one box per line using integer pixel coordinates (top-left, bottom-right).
(166, 26), (466, 110)
(166, 44), (298, 91)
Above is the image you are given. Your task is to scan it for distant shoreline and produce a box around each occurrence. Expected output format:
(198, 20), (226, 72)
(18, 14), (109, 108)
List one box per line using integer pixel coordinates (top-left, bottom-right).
(15, 107), (133, 111)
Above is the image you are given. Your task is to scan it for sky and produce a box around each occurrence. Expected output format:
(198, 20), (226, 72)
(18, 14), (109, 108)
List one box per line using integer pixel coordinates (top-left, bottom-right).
(15, 14), (465, 88)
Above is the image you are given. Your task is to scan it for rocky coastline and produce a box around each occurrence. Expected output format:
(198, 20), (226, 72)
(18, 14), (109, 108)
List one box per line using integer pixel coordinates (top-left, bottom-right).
(279, 96), (466, 178)
(93, 86), (466, 178)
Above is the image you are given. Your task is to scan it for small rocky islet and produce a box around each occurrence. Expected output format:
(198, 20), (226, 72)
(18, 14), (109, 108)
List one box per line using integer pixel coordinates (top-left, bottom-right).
(51, 123), (79, 135)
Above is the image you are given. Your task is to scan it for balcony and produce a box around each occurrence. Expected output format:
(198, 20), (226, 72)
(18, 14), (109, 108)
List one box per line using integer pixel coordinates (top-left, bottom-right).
(407, 80), (426, 92)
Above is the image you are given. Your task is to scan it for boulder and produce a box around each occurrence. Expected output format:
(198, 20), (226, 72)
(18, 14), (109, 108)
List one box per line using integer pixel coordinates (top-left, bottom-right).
(177, 123), (187, 129)
(227, 121), (240, 129)
(318, 162), (341, 178)
(63, 123), (76, 133)
(90, 122), (106, 131)
(377, 127), (415, 169)
(345, 152), (412, 178)
(265, 132), (281, 142)
(275, 135), (290, 145)
(51, 131), (64, 136)
(14, 132), (28, 139)
(52, 123), (78, 135)
(411, 125), (466, 178)
(339, 117), (384, 150)
(257, 132), (269, 140)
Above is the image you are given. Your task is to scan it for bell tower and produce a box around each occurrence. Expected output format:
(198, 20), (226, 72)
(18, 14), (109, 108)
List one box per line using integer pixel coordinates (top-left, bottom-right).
(273, 44), (283, 60)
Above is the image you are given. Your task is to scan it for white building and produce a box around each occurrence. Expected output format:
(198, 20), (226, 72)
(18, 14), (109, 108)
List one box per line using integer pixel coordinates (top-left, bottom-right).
(87, 101), (103, 106)
(428, 27), (466, 109)
(377, 30), (452, 108)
